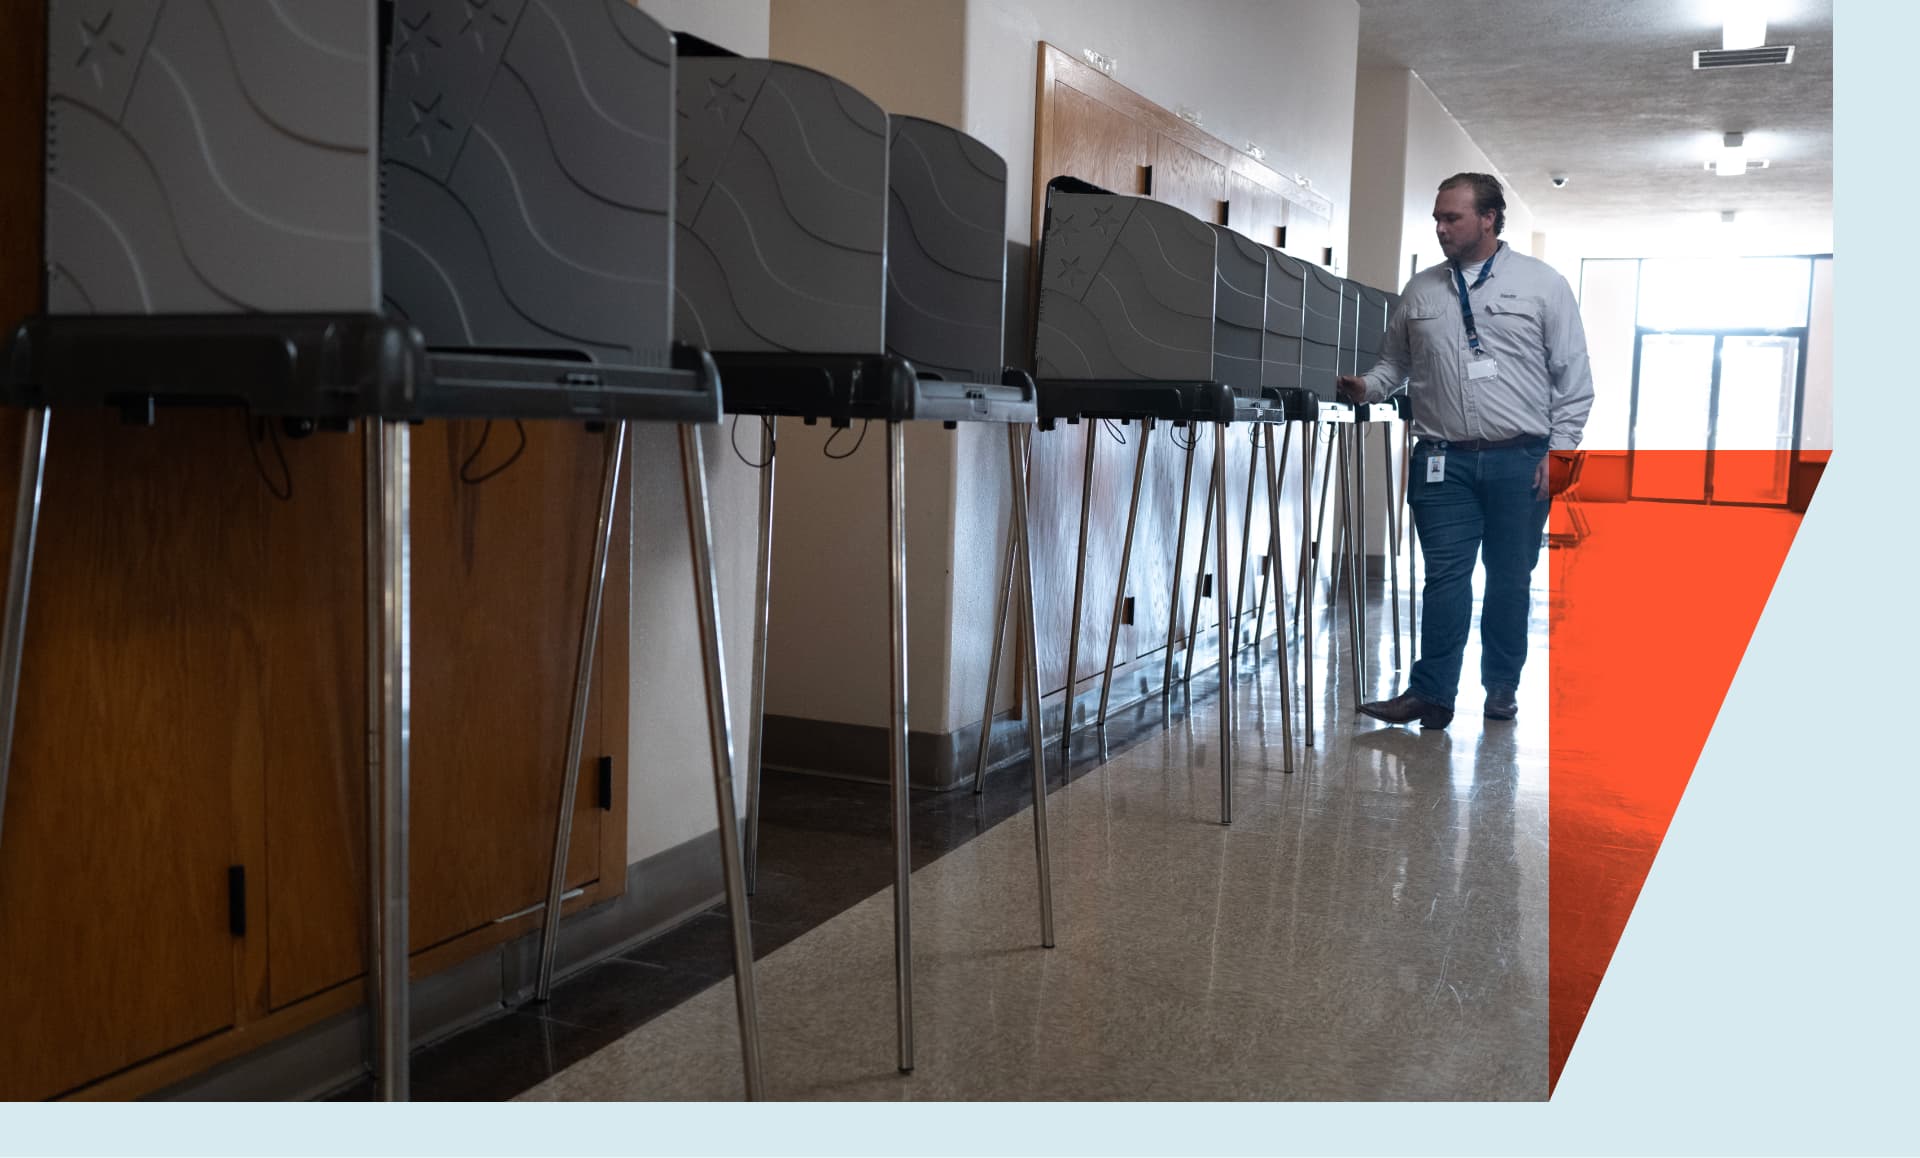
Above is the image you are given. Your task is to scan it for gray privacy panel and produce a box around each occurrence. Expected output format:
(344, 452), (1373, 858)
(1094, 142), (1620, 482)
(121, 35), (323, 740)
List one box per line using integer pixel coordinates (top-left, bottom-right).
(1339, 278), (1362, 375)
(1301, 264), (1343, 399)
(45, 0), (378, 314)
(1356, 284), (1389, 373)
(885, 116), (1007, 383)
(1034, 191), (1216, 380)
(673, 58), (888, 355)
(381, 0), (674, 366)
(1209, 225), (1266, 389)
(1262, 246), (1305, 392)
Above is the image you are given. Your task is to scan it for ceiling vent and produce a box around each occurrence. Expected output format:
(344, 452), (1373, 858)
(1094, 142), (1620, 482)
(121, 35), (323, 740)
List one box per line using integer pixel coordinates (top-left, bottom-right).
(1702, 159), (1771, 173)
(1694, 45), (1795, 69)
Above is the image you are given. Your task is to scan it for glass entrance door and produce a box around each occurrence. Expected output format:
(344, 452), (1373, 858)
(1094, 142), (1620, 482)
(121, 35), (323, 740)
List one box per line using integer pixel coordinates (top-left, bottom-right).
(1628, 329), (1805, 507)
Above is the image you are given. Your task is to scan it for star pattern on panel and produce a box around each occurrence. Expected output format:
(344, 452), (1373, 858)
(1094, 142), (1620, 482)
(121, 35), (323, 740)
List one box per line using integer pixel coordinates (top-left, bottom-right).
(703, 74), (749, 124)
(394, 10), (441, 74)
(1090, 204), (1123, 237)
(405, 92), (456, 156)
(457, 0), (511, 52)
(1055, 253), (1089, 292)
(74, 9), (127, 90)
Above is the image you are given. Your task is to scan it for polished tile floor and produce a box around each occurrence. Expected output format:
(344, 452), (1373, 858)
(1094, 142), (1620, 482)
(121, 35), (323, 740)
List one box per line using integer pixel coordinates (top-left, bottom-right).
(468, 565), (1551, 1102)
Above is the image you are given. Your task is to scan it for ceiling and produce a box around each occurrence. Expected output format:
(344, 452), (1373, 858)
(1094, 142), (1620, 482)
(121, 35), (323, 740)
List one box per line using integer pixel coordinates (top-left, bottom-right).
(1355, 0), (1832, 238)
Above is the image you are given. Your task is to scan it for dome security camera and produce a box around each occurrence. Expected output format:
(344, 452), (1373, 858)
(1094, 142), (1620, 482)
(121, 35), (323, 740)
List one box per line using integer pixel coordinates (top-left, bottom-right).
(1550, 175), (1569, 188)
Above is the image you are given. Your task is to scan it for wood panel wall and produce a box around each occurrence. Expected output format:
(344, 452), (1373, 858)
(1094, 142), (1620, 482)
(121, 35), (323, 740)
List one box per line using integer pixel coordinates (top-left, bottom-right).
(0, 1), (628, 1100)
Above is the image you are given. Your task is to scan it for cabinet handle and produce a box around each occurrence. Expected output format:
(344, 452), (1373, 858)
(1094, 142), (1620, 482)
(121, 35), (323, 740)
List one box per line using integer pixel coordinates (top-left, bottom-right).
(597, 755), (614, 811)
(1142, 164), (1154, 196)
(228, 866), (247, 937)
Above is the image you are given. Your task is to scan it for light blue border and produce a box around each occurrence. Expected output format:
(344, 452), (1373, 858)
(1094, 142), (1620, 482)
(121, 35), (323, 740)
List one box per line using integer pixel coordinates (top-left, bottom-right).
(4, 3), (1910, 1155)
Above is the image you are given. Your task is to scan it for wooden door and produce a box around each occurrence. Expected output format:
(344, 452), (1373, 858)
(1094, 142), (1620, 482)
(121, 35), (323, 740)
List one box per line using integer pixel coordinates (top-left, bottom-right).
(406, 420), (610, 954)
(1150, 135), (1226, 226)
(1226, 169), (1285, 250)
(1044, 82), (1152, 199)
(0, 408), (288, 1100)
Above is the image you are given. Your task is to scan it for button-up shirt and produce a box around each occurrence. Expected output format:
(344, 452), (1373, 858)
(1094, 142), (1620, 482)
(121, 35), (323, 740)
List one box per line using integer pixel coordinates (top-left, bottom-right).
(1360, 242), (1595, 450)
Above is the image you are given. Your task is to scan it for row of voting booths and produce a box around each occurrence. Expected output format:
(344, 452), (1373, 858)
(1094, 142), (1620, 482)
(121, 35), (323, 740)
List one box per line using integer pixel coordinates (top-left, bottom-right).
(0, 0), (1411, 1101)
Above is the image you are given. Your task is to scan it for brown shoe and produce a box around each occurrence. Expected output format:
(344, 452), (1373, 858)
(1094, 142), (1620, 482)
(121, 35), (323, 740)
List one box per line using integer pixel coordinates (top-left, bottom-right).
(1359, 690), (1454, 729)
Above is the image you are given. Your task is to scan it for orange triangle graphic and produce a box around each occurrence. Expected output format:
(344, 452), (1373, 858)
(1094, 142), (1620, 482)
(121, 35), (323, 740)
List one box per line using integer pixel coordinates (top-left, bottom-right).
(1548, 451), (1825, 1092)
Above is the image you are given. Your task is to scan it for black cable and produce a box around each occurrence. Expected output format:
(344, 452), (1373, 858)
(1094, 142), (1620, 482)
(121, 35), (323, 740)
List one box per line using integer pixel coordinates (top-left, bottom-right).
(1102, 418), (1128, 446)
(1169, 423), (1199, 451)
(459, 419), (528, 484)
(730, 414), (776, 469)
(823, 419), (870, 460)
(244, 414), (293, 502)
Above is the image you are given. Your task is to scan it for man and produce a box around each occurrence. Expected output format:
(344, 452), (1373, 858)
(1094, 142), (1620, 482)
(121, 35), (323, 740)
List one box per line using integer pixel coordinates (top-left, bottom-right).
(1336, 172), (1592, 728)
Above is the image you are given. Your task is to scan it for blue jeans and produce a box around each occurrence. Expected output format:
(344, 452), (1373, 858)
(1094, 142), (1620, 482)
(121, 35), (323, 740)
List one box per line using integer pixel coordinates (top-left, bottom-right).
(1405, 440), (1552, 710)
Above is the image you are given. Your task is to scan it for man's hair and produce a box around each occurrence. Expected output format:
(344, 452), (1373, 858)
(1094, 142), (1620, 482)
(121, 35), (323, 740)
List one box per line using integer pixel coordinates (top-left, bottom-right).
(1438, 172), (1506, 237)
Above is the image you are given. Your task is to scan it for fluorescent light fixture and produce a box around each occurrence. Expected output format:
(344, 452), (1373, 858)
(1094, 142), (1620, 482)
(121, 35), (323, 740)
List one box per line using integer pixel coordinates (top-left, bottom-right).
(1716, 131), (1747, 176)
(1723, 13), (1767, 49)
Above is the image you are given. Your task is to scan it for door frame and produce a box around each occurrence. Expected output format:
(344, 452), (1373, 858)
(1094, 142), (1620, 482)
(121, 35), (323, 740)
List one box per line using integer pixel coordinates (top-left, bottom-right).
(1626, 325), (1809, 508)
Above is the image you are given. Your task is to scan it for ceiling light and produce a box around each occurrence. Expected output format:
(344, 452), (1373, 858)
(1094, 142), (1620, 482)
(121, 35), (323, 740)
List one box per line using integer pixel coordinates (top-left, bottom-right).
(1721, 210), (1738, 225)
(1716, 131), (1747, 176)
(1723, 13), (1767, 50)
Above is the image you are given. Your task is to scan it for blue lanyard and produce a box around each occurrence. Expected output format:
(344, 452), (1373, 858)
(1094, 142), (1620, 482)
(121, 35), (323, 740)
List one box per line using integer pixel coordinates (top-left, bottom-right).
(1451, 247), (1497, 354)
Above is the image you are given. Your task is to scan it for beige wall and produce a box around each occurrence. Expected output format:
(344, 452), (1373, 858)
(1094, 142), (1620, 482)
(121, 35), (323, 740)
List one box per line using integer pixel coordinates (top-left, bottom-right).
(1347, 68), (1411, 292)
(624, 0), (771, 862)
(757, 0), (974, 736)
(1397, 71), (1534, 285)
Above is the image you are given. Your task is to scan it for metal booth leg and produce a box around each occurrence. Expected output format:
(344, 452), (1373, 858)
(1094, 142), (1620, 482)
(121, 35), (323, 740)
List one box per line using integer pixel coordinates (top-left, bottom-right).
(745, 419), (776, 889)
(1312, 425), (1336, 599)
(1341, 426), (1365, 712)
(1355, 421), (1371, 700)
(676, 424), (767, 1098)
(1298, 420), (1316, 748)
(1006, 424), (1056, 948)
(973, 481), (1017, 796)
(1097, 419), (1151, 728)
(1182, 437), (1218, 686)
(1061, 424), (1096, 758)
(1211, 423), (1236, 825)
(0, 408), (50, 851)
(1264, 422), (1293, 666)
(883, 421), (914, 1073)
(536, 422), (628, 1000)
(1161, 425), (1198, 700)
(365, 418), (412, 1102)
(1231, 426), (1260, 661)
(1262, 425), (1295, 772)
(1382, 422), (1403, 671)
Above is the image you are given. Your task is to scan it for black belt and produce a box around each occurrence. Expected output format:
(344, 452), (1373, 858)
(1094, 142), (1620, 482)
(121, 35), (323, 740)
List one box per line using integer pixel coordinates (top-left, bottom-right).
(1423, 435), (1548, 452)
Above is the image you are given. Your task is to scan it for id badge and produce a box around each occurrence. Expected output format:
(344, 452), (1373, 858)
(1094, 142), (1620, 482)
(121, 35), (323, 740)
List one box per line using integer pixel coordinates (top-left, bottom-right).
(1467, 357), (1499, 381)
(1426, 454), (1446, 483)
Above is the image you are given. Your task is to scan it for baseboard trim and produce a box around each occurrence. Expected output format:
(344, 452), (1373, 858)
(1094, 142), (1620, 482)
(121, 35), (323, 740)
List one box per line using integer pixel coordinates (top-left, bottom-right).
(155, 832), (726, 1101)
(763, 615), (1288, 789)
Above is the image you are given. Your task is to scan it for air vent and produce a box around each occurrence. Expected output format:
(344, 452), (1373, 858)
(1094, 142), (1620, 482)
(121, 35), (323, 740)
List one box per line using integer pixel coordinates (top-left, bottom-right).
(1702, 159), (1771, 172)
(1694, 45), (1795, 69)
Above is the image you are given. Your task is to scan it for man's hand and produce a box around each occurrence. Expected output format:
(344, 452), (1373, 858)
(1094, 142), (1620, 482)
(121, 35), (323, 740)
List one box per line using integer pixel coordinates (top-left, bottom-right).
(1336, 375), (1368, 406)
(1534, 451), (1577, 500)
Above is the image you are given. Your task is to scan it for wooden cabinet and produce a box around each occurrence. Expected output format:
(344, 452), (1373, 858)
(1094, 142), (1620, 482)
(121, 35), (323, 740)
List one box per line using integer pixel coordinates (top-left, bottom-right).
(1045, 81), (1152, 198)
(1151, 134), (1227, 226)
(0, 411), (628, 1099)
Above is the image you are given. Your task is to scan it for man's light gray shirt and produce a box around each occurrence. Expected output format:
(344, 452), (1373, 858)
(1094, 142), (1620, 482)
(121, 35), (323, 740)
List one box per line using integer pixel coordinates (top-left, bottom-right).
(1360, 241), (1595, 450)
